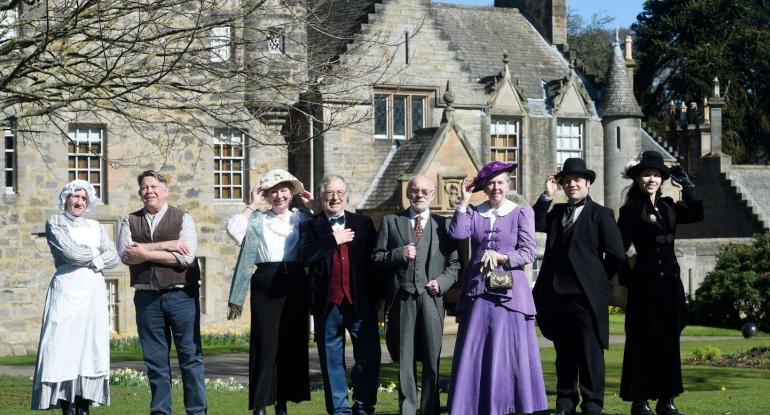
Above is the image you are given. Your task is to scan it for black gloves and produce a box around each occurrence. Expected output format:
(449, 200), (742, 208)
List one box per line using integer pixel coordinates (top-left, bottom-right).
(670, 165), (694, 188)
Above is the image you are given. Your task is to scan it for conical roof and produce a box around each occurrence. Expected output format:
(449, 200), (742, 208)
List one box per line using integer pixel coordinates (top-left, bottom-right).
(600, 38), (643, 118)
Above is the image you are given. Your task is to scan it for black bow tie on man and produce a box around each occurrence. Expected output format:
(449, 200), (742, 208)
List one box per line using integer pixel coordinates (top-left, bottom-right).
(329, 216), (345, 227)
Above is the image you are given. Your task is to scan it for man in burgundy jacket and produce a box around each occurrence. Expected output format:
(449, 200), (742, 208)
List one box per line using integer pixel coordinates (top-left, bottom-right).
(299, 174), (380, 415)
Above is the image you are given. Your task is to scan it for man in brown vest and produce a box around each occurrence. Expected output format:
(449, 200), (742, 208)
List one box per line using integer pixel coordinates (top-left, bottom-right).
(117, 170), (206, 415)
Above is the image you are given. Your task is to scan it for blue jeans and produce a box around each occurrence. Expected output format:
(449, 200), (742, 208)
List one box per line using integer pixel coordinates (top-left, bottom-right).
(316, 303), (381, 415)
(134, 285), (207, 415)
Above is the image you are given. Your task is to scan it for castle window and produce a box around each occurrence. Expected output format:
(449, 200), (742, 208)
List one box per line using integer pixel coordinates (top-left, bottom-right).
(214, 129), (245, 200)
(68, 125), (106, 200)
(105, 277), (120, 333)
(0, 7), (17, 41)
(211, 26), (231, 62)
(267, 28), (284, 54)
(4, 121), (15, 194)
(374, 92), (427, 140)
(490, 117), (521, 192)
(556, 120), (584, 163)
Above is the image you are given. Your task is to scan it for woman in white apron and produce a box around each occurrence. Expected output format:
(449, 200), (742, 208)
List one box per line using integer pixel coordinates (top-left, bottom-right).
(32, 180), (119, 414)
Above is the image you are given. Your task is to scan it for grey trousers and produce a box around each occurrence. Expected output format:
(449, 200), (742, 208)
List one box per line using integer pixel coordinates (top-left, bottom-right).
(390, 290), (443, 415)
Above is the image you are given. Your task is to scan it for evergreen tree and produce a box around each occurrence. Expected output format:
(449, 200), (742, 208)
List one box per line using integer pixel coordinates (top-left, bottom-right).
(633, 0), (770, 162)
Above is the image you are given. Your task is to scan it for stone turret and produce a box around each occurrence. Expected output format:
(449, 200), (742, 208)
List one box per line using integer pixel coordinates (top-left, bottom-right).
(601, 34), (643, 212)
(495, 0), (567, 49)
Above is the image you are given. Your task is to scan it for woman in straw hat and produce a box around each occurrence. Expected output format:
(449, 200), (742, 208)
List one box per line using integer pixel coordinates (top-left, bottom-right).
(32, 180), (119, 414)
(618, 151), (703, 415)
(447, 161), (547, 415)
(226, 169), (314, 415)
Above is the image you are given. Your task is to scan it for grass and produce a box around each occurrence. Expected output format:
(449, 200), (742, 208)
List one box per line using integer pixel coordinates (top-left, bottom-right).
(2, 337), (770, 414)
(0, 344), (250, 366)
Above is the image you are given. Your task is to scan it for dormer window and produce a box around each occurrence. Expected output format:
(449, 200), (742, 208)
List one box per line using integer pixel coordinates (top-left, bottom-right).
(373, 92), (427, 140)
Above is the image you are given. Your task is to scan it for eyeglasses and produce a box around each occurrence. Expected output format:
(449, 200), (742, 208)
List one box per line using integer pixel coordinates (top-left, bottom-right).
(323, 190), (346, 199)
(409, 188), (434, 196)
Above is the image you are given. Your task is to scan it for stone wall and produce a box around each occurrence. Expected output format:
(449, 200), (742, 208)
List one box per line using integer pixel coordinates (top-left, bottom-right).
(0, 116), (282, 356)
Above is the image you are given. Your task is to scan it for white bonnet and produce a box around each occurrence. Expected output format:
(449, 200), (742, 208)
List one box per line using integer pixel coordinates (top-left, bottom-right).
(58, 179), (100, 212)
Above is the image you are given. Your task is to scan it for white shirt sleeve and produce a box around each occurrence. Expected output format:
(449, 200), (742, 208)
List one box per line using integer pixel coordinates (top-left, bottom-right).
(226, 213), (248, 246)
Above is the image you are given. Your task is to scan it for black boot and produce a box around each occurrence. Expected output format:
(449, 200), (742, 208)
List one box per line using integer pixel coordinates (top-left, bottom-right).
(656, 398), (685, 415)
(59, 400), (75, 415)
(252, 407), (267, 415)
(275, 401), (287, 415)
(631, 400), (654, 415)
(74, 396), (91, 415)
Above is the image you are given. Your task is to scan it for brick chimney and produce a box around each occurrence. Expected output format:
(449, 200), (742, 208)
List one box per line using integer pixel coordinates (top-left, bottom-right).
(496, 0), (567, 49)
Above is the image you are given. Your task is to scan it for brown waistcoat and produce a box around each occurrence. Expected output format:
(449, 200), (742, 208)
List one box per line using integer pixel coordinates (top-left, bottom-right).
(127, 206), (199, 289)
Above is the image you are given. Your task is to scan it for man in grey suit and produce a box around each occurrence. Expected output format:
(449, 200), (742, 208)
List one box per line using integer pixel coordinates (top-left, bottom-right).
(372, 175), (460, 415)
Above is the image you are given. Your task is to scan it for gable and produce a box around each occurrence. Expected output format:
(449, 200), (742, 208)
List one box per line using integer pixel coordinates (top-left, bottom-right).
(556, 84), (589, 116)
(489, 80), (525, 115)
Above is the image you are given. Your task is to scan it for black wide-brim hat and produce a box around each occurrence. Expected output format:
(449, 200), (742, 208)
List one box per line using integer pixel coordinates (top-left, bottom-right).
(554, 157), (596, 184)
(625, 151), (671, 181)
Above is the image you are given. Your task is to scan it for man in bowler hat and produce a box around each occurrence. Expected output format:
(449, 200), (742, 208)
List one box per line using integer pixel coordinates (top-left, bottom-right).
(532, 158), (626, 415)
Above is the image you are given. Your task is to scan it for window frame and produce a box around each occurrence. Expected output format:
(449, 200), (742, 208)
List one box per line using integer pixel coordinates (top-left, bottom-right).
(211, 25), (232, 62)
(373, 91), (429, 141)
(266, 27), (284, 54)
(67, 124), (107, 202)
(555, 119), (584, 164)
(4, 121), (16, 194)
(213, 128), (246, 202)
(489, 116), (522, 193)
(105, 277), (120, 333)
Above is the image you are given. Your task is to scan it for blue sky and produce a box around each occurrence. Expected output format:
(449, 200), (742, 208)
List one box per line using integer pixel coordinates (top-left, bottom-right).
(438, 0), (645, 29)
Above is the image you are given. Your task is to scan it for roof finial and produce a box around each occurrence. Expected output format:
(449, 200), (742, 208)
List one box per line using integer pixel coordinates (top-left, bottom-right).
(614, 29), (620, 47)
(443, 80), (455, 106)
(712, 76), (721, 98)
(503, 51), (509, 65)
(442, 80), (455, 124)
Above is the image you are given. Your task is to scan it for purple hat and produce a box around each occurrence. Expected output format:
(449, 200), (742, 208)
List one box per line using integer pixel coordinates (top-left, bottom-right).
(471, 161), (517, 192)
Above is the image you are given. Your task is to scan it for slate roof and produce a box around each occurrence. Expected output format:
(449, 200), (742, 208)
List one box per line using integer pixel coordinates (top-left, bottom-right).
(359, 127), (438, 210)
(307, 0), (379, 66)
(599, 41), (643, 118)
(430, 3), (571, 100)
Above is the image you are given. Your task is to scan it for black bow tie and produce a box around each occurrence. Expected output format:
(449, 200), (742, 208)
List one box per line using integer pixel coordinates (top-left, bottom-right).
(329, 216), (345, 226)
(565, 198), (586, 218)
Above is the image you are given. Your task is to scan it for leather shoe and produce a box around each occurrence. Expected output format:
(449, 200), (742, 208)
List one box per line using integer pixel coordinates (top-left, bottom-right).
(656, 398), (684, 415)
(549, 410), (575, 415)
(275, 402), (287, 415)
(252, 408), (267, 415)
(631, 400), (654, 415)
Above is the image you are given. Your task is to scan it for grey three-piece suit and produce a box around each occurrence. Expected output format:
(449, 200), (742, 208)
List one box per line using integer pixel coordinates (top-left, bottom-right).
(372, 209), (459, 415)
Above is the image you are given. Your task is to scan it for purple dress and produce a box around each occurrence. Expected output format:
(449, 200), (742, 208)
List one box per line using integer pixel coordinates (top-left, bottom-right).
(448, 201), (547, 415)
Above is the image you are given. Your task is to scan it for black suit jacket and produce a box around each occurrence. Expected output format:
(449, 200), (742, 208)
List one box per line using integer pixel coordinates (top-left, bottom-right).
(532, 195), (626, 349)
(299, 210), (379, 317)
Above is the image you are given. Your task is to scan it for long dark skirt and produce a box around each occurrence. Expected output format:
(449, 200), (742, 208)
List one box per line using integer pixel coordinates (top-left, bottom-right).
(249, 261), (310, 409)
(620, 271), (685, 401)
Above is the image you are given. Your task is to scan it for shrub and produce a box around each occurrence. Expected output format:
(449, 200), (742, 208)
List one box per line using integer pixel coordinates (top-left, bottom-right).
(691, 345), (722, 362)
(689, 233), (770, 331)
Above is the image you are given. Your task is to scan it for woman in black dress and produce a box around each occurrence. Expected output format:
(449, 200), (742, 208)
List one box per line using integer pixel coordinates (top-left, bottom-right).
(618, 151), (703, 415)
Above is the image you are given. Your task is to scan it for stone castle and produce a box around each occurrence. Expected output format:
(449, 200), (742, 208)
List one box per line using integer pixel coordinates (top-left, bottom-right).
(1, 0), (768, 355)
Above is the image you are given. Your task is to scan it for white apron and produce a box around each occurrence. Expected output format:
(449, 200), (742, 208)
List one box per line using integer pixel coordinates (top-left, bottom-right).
(35, 220), (110, 383)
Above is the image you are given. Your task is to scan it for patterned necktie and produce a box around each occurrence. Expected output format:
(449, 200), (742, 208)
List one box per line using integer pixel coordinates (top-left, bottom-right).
(564, 198), (586, 228)
(414, 215), (423, 242)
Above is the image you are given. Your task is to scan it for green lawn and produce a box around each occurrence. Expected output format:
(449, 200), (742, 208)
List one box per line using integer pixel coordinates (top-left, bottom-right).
(2, 337), (770, 414)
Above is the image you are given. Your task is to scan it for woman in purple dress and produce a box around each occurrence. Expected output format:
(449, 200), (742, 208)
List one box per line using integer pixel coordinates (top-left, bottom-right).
(448, 161), (547, 415)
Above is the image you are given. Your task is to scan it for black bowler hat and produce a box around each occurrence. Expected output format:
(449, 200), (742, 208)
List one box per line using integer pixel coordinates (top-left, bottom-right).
(624, 151), (671, 181)
(555, 158), (596, 184)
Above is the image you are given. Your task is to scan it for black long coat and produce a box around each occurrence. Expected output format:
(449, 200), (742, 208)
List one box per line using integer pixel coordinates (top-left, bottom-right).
(533, 196), (627, 349)
(617, 188), (703, 401)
